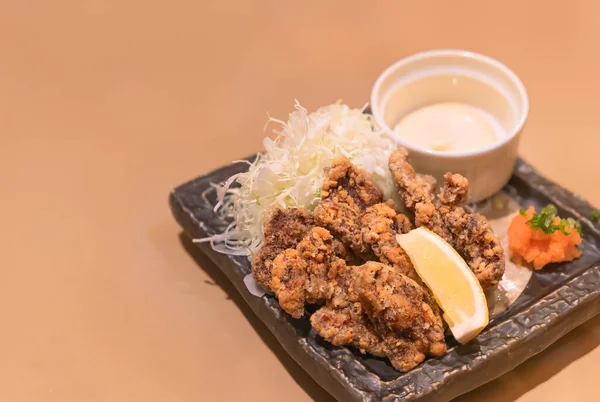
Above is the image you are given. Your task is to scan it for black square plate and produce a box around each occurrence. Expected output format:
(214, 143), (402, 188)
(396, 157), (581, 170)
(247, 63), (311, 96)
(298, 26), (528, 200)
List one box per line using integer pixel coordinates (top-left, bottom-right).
(169, 157), (600, 402)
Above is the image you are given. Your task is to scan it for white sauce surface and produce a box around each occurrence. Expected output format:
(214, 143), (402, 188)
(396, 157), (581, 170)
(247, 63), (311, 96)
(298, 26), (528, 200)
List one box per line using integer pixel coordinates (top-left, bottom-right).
(394, 102), (505, 152)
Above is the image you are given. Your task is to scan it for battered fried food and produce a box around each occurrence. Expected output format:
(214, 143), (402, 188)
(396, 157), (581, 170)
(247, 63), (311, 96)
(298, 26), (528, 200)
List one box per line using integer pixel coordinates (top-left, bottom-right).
(252, 155), (462, 372)
(332, 238), (361, 265)
(309, 252), (389, 355)
(389, 149), (452, 242)
(354, 261), (445, 353)
(271, 227), (344, 318)
(311, 302), (387, 357)
(270, 249), (309, 318)
(439, 172), (470, 207)
(359, 204), (443, 319)
(320, 156), (384, 208)
(251, 206), (313, 290)
(314, 156), (383, 258)
(269, 224), (447, 370)
(252, 204), (361, 293)
(388, 149), (436, 208)
(312, 262), (447, 372)
(360, 203), (415, 279)
(354, 263), (447, 363)
(314, 157), (417, 274)
(389, 149), (505, 288)
(269, 225), (387, 353)
(438, 174), (504, 289)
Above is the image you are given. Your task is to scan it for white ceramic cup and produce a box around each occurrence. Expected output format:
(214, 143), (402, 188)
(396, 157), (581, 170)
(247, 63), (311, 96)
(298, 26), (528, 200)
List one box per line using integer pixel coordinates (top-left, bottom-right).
(370, 49), (529, 202)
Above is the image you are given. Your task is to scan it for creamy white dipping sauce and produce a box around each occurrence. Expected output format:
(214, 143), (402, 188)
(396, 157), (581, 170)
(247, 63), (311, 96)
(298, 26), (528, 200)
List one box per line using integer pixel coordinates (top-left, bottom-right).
(394, 102), (505, 153)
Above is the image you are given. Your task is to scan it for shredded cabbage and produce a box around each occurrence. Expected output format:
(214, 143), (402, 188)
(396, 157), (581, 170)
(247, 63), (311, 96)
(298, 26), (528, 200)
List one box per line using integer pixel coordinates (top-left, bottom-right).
(195, 102), (399, 256)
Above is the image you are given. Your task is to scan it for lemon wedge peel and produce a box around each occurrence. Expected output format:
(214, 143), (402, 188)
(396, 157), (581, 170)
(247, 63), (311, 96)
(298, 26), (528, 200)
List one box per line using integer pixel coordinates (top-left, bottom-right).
(397, 227), (489, 344)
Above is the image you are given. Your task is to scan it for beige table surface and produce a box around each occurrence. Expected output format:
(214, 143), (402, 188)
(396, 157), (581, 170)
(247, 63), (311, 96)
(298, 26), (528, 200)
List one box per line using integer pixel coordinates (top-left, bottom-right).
(1, 1), (599, 401)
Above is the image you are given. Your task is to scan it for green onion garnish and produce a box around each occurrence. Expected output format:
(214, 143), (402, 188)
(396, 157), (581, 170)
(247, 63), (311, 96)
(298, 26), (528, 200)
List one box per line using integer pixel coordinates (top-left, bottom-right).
(526, 204), (581, 236)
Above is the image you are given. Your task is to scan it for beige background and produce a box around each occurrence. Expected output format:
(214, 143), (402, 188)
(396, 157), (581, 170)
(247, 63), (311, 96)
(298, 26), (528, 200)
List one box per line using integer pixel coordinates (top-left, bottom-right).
(1, 1), (599, 401)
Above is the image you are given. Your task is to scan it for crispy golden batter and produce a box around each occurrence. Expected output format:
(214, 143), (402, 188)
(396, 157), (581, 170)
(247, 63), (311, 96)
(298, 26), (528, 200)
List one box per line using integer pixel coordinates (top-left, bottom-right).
(270, 249), (307, 318)
(439, 172), (470, 207)
(311, 302), (387, 357)
(354, 263), (446, 361)
(417, 173), (438, 196)
(251, 206), (313, 290)
(358, 204), (443, 317)
(270, 226), (446, 371)
(436, 172), (504, 287)
(388, 148), (436, 208)
(311, 262), (447, 372)
(389, 149), (505, 288)
(269, 226), (382, 350)
(360, 203), (416, 279)
(314, 156), (383, 258)
(271, 227), (345, 318)
(439, 175), (505, 288)
(389, 149), (452, 243)
(252, 205), (361, 292)
(320, 156), (383, 208)
(309, 257), (387, 356)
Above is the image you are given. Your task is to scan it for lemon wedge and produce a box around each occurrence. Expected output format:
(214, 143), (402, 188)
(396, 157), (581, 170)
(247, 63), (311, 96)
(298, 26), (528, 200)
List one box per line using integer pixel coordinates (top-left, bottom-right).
(397, 227), (489, 344)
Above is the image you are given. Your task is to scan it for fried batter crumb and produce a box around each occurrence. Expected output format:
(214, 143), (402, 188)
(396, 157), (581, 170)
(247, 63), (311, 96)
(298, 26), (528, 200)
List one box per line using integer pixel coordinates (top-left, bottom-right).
(251, 206), (313, 290)
(311, 302), (387, 356)
(389, 149), (505, 288)
(440, 206), (505, 289)
(389, 148), (436, 207)
(354, 262), (447, 363)
(271, 227), (347, 318)
(312, 262), (447, 372)
(269, 227), (447, 371)
(314, 156), (383, 258)
(439, 172), (470, 207)
(319, 156), (383, 207)
(360, 203), (416, 279)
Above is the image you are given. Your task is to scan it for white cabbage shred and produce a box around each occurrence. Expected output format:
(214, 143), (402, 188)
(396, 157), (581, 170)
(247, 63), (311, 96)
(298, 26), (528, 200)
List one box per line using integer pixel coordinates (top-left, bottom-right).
(195, 102), (399, 256)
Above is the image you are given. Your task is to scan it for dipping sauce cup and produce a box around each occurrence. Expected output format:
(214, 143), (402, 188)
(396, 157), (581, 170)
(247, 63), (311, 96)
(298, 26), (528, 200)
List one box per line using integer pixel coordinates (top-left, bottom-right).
(370, 49), (529, 202)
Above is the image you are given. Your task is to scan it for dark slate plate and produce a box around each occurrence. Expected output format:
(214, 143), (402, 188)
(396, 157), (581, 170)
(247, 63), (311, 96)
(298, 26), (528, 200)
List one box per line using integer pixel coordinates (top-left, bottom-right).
(169, 157), (600, 402)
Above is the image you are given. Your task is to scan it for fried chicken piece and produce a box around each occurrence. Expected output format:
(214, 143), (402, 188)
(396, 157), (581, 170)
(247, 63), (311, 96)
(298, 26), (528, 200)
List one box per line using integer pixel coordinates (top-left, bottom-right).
(311, 302), (387, 357)
(358, 204), (443, 316)
(270, 249), (309, 318)
(389, 149), (505, 288)
(389, 149), (452, 242)
(314, 156), (383, 258)
(312, 262), (447, 372)
(439, 174), (505, 289)
(269, 225), (381, 351)
(388, 148), (436, 208)
(310, 261), (391, 359)
(251, 206), (313, 290)
(354, 263), (446, 360)
(252, 204), (358, 292)
(439, 172), (470, 207)
(356, 263), (445, 371)
(269, 224), (447, 370)
(360, 203), (415, 279)
(320, 156), (384, 208)
(271, 227), (344, 318)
